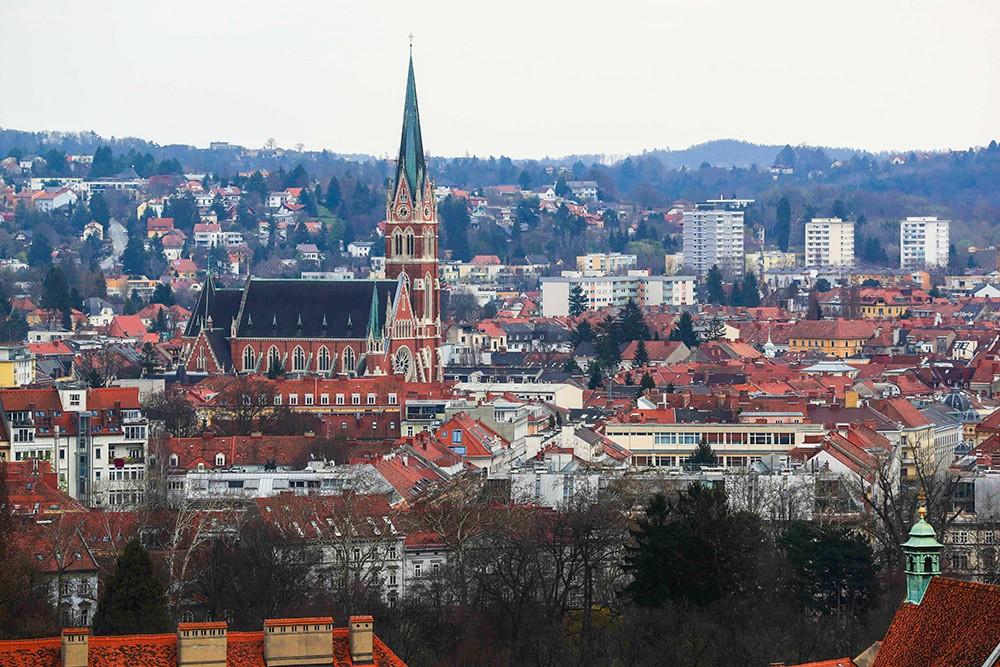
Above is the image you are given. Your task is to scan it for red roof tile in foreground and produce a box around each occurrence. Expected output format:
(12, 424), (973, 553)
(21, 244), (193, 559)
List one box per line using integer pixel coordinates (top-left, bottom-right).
(872, 577), (1000, 667)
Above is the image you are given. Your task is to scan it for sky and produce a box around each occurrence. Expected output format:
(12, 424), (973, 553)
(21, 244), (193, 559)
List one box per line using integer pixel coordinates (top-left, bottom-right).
(1, 1), (998, 159)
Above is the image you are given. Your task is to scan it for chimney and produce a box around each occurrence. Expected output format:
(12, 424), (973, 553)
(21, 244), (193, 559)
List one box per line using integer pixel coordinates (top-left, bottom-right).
(349, 616), (374, 665)
(177, 621), (227, 667)
(263, 617), (333, 666)
(61, 628), (89, 667)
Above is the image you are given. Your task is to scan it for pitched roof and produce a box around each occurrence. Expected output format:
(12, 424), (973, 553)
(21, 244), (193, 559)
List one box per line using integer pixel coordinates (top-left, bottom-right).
(872, 577), (1000, 667)
(788, 320), (877, 341)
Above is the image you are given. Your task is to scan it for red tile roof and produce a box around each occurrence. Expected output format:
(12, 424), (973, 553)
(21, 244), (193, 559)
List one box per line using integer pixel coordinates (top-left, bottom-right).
(788, 320), (877, 341)
(872, 577), (1000, 667)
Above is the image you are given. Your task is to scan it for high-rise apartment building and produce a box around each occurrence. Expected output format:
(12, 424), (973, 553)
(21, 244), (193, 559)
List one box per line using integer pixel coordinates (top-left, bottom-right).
(804, 217), (854, 267)
(682, 208), (745, 277)
(900, 216), (950, 269)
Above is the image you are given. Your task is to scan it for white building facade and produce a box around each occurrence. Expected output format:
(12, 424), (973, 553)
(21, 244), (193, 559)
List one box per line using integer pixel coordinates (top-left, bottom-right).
(900, 216), (950, 269)
(805, 218), (854, 267)
(681, 208), (745, 277)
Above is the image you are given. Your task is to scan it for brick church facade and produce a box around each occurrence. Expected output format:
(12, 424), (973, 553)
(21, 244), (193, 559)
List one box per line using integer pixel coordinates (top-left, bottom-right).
(182, 54), (441, 383)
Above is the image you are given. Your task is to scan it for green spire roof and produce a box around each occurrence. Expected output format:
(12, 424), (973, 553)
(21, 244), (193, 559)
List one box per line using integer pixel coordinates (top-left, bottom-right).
(367, 283), (381, 340)
(395, 52), (426, 200)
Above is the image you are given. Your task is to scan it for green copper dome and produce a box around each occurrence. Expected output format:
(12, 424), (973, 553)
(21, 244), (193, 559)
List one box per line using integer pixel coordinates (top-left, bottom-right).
(902, 509), (943, 550)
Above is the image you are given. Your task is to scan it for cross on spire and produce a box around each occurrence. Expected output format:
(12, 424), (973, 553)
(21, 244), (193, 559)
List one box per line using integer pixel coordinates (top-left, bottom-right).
(408, 32), (414, 50)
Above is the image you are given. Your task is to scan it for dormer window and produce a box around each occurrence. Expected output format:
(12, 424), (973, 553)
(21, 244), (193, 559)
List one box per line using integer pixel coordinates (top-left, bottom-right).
(215, 453), (225, 467)
(169, 454), (179, 467)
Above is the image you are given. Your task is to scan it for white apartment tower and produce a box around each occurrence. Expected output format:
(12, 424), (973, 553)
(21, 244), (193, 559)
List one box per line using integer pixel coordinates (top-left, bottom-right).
(900, 216), (950, 269)
(682, 208), (745, 277)
(804, 217), (854, 267)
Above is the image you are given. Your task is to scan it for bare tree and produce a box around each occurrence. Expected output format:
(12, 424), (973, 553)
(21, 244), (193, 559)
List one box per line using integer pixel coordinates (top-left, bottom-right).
(211, 375), (278, 435)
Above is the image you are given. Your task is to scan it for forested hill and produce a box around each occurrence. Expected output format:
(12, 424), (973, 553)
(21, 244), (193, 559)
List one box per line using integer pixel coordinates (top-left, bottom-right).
(645, 140), (865, 169)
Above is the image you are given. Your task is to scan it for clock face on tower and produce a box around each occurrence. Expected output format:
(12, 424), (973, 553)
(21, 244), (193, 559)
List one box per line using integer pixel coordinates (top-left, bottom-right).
(423, 205), (431, 219)
(396, 204), (410, 219)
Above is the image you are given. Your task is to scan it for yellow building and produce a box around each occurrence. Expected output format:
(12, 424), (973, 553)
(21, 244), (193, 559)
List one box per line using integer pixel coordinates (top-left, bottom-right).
(787, 320), (876, 358)
(744, 250), (798, 274)
(0, 345), (35, 387)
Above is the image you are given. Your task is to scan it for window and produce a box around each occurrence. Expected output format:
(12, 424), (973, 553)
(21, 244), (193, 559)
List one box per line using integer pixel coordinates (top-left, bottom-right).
(69, 393), (81, 407)
(288, 394), (298, 406)
(343, 347), (356, 373)
(367, 393), (377, 405)
(388, 393), (398, 405)
(95, 448), (101, 460)
(124, 425), (146, 441)
(351, 394), (361, 406)
(317, 347), (331, 373)
(413, 563), (422, 578)
(336, 394), (345, 405)
(268, 346), (281, 372)
(305, 394), (314, 406)
(215, 453), (225, 467)
(292, 346), (306, 371)
(169, 454), (178, 467)
(320, 394), (329, 405)
(242, 346), (256, 371)
(452, 430), (463, 444)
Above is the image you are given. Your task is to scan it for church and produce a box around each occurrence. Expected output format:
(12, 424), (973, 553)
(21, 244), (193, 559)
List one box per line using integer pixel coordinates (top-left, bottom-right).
(182, 53), (441, 383)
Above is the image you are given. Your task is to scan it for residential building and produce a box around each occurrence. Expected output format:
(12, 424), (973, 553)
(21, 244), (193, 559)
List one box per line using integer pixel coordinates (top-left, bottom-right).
(744, 250), (798, 275)
(565, 180), (598, 201)
(681, 208), (745, 277)
(0, 344), (35, 387)
(786, 320), (876, 358)
(604, 407), (826, 469)
(509, 448), (601, 508)
(804, 217), (854, 267)
(900, 216), (950, 269)
(0, 386), (148, 507)
(576, 252), (637, 274)
(540, 273), (696, 316)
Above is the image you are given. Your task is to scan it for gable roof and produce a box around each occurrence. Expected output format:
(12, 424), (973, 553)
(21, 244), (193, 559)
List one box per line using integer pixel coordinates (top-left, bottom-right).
(872, 577), (1000, 667)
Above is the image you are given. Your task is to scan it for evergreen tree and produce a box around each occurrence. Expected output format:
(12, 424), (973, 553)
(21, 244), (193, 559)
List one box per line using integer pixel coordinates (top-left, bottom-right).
(41, 266), (72, 313)
(92, 540), (171, 635)
(806, 290), (823, 320)
(705, 265), (726, 305)
(298, 186), (318, 217)
(669, 312), (699, 348)
(284, 164), (310, 189)
(729, 280), (743, 307)
(568, 283), (587, 317)
(571, 319), (594, 346)
(704, 317), (726, 341)
(830, 198), (848, 220)
(324, 176), (342, 211)
(586, 362), (603, 390)
(121, 227), (149, 276)
(246, 171), (269, 202)
(625, 485), (763, 608)
(89, 192), (111, 225)
(151, 283), (174, 306)
(947, 243), (959, 272)
(27, 234), (53, 267)
(517, 170), (532, 190)
(775, 195), (791, 252)
(780, 522), (878, 616)
(438, 195), (471, 261)
(640, 371), (656, 391)
(89, 146), (116, 178)
(617, 299), (650, 341)
(554, 175), (571, 198)
(633, 339), (650, 367)
(596, 315), (621, 367)
(741, 272), (761, 307)
(686, 440), (718, 469)
(623, 371), (634, 386)
(814, 278), (832, 292)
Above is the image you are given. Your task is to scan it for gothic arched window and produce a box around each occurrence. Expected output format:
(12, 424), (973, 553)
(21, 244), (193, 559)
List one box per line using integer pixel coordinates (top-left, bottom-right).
(242, 346), (256, 372)
(393, 229), (403, 257)
(317, 346), (331, 373)
(267, 346), (281, 372)
(424, 272), (434, 319)
(292, 346), (306, 372)
(405, 228), (415, 256)
(343, 347), (356, 373)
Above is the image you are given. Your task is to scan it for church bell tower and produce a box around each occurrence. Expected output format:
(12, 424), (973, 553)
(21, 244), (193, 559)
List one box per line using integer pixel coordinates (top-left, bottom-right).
(384, 49), (441, 381)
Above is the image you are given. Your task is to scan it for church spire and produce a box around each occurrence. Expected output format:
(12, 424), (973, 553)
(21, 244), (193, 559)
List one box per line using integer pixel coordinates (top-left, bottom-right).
(394, 50), (426, 203)
(902, 504), (943, 605)
(367, 283), (381, 340)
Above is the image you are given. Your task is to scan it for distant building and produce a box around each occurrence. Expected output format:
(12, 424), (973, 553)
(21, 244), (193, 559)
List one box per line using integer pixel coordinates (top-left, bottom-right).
(805, 217), (854, 267)
(576, 252), (637, 274)
(540, 273), (696, 316)
(348, 241), (374, 258)
(0, 344), (35, 387)
(900, 216), (950, 269)
(681, 208), (745, 277)
(565, 180), (599, 201)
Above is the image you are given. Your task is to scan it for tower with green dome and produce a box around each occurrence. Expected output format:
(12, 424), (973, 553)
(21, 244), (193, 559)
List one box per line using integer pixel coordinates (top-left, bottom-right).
(902, 505), (943, 604)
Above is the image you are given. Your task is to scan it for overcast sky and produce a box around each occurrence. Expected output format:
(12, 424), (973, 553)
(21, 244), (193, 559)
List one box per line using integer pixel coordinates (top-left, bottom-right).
(2, 1), (997, 159)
